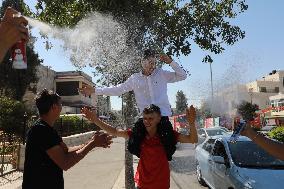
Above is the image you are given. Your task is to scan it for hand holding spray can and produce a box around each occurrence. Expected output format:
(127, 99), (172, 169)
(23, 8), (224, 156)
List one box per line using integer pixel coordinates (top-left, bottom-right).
(11, 13), (27, 69)
(229, 119), (246, 143)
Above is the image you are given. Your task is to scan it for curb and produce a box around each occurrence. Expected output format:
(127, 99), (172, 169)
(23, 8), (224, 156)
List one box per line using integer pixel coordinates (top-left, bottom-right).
(112, 166), (125, 189)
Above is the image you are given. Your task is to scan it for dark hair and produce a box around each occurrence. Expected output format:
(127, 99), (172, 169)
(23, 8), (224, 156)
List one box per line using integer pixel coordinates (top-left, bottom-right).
(35, 89), (61, 115)
(143, 104), (161, 115)
(128, 104), (177, 161)
(143, 49), (156, 59)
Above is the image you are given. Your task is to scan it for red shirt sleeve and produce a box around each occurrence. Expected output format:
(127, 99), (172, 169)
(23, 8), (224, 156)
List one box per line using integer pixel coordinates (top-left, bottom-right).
(127, 129), (133, 137)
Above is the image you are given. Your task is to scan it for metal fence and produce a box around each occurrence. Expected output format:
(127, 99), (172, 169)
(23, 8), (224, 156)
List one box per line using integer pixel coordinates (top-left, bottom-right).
(0, 132), (21, 176)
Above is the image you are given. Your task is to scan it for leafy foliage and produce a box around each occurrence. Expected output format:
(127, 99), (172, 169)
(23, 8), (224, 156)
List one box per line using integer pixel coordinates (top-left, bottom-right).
(268, 127), (284, 143)
(34, 0), (248, 58)
(175, 90), (188, 114)
(0, 96), (27, 136)
(237, 101), (259, 121)
(53, 115), (95, 136)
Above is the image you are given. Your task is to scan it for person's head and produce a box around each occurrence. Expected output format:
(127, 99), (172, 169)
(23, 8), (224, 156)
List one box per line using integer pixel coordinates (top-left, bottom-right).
(142, 104), (162, 130)
(128, 104), (177, 160)
(35, 89), (62, 118)
(141, 49), (157, 75)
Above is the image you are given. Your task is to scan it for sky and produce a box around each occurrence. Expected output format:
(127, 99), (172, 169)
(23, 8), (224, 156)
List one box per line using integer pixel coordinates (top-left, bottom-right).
(1, 0), (283, 110)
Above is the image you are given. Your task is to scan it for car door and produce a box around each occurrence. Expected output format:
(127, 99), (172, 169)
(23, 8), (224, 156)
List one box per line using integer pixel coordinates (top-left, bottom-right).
(198, 139), (216, 186)
(210, 140), (232, 189)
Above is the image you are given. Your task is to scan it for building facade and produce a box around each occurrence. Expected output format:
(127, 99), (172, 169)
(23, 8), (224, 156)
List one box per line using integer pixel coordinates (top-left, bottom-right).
(23, 65), (111, 115)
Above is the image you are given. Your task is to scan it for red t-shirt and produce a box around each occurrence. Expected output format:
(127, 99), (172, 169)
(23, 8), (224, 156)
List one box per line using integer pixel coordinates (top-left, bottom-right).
(128, 130), (179, 189)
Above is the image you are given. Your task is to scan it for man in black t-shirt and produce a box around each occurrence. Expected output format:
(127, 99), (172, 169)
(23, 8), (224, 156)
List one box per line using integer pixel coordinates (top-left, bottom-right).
(22, 89), (112, 189)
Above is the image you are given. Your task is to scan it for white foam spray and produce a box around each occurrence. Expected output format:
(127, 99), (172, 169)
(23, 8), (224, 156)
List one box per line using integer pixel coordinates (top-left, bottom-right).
(26, 13), (142, 84)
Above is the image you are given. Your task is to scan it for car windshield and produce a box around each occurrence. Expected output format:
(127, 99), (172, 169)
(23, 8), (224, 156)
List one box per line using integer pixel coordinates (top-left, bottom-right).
(206, 129), (227, 136)
(228, 141), (284, 169)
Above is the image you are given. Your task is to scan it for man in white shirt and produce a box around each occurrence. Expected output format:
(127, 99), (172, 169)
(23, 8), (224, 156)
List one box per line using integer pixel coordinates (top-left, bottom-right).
(79, 49), (187, 117)
(79, 49), (187, 157)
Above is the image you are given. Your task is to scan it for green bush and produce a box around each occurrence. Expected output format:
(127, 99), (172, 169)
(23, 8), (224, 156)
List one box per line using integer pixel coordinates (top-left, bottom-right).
(0, 96), (27, 136)
(268, 127), (284, 143)
(54, 115), (94, 136)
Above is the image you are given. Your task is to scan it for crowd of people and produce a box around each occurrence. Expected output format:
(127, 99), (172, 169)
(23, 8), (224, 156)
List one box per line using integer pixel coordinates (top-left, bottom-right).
(0, 7), (284, 189)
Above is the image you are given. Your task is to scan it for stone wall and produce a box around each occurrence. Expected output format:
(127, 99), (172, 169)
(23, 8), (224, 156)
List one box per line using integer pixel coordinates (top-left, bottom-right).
(18, 131), (95, 171)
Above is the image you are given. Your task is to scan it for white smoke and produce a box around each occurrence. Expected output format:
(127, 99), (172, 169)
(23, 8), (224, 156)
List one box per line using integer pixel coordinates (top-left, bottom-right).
(202, 51), (260, 117)
(26, 13), (141, 83)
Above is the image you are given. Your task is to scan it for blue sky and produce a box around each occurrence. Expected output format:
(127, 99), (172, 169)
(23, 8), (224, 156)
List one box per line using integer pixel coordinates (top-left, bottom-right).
(1, 0), (283, 110)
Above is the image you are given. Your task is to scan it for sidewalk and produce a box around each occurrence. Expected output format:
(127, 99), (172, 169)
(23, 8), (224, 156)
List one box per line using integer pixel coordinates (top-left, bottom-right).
(0, 137), (180, 189)
(0, 137), (125, 189)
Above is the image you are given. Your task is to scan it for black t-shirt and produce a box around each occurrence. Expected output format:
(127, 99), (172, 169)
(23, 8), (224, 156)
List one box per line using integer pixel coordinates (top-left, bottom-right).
(22, 119), (64, 189)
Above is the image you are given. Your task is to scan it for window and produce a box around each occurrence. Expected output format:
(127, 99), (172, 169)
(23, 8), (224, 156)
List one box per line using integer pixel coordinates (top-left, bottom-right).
(278, 99), (284, 108)
(212, 141), (230, 166)
(198, 129), (205, 136)
(275, 87), (279, 93)
(56, 81), (79, 96)
(271, 100), (276, 107)
(259, 87), (267, 93)
(202, 139), (216, 153)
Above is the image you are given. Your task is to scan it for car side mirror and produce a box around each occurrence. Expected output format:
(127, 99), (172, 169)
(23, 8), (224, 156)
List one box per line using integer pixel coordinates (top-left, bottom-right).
(212, 156), (225, 164)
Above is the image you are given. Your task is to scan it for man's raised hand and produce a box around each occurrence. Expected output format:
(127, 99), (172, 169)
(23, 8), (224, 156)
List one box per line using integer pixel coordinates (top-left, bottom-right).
(186, 105), (196, 126)
(92, 131), (113, 148)
(81, 107), (97, 122)
(78, 84), (95, 97)
(159, 54), (173, 64)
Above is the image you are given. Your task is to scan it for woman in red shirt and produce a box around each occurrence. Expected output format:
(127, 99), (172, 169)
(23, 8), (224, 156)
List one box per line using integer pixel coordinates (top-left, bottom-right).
(81, 104), (198, 189)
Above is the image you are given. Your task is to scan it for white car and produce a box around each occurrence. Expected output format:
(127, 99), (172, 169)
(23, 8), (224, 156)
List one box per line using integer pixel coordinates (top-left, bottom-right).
(197, 127), (229, 145)
(195, 136), (284, 189)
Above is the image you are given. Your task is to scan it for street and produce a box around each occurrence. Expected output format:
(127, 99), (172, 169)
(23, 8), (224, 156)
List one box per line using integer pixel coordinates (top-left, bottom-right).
(170, 143), (208, 189)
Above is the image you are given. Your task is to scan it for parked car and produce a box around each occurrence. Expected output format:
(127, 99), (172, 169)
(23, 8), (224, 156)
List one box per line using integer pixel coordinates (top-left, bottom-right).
(195, 136), (284, 189)
(197, 127), (229, 145)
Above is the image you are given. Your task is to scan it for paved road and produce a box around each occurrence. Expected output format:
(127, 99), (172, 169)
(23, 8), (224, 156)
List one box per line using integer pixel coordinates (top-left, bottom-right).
(170, 143), (209, 189)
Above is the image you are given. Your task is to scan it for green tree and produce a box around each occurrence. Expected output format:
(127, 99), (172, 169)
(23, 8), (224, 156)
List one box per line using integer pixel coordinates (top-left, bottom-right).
(237, 101), (259, 121)
(175, 90), (188, 114)
(33, 0), (248, 59)
(268, 127), (284, 143)
(0, 0), (42, 101)
(0, 96), (26, 137)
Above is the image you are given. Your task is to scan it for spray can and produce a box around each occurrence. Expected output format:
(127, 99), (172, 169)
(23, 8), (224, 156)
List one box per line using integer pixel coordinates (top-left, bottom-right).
(11, 40), (27, 69)
(11, 13), (27, 69)
(229, 119), (246, 143)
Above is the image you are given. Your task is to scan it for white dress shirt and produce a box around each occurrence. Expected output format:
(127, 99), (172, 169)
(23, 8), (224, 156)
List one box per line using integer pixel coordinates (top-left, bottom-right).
(96, 61), (187, 116)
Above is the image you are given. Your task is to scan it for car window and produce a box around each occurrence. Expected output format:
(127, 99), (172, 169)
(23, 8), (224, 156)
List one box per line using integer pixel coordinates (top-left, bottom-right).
(198, 129), (205, 135)
(228, 141), (284, 169)
(202, 139), (216, 153)
(212, 141), (229, 165)
(206, 129), (227, 136)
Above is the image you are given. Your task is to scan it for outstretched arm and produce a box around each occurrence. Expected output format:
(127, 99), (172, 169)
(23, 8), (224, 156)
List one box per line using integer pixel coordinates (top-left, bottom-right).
(47, 131), (112, 171)
(177, 105), (198, 144)
(79, 76), (134, 97)
(160, 54), (187, 83)
(81, 107), (129, 139)
(242, 126), (284, 160)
